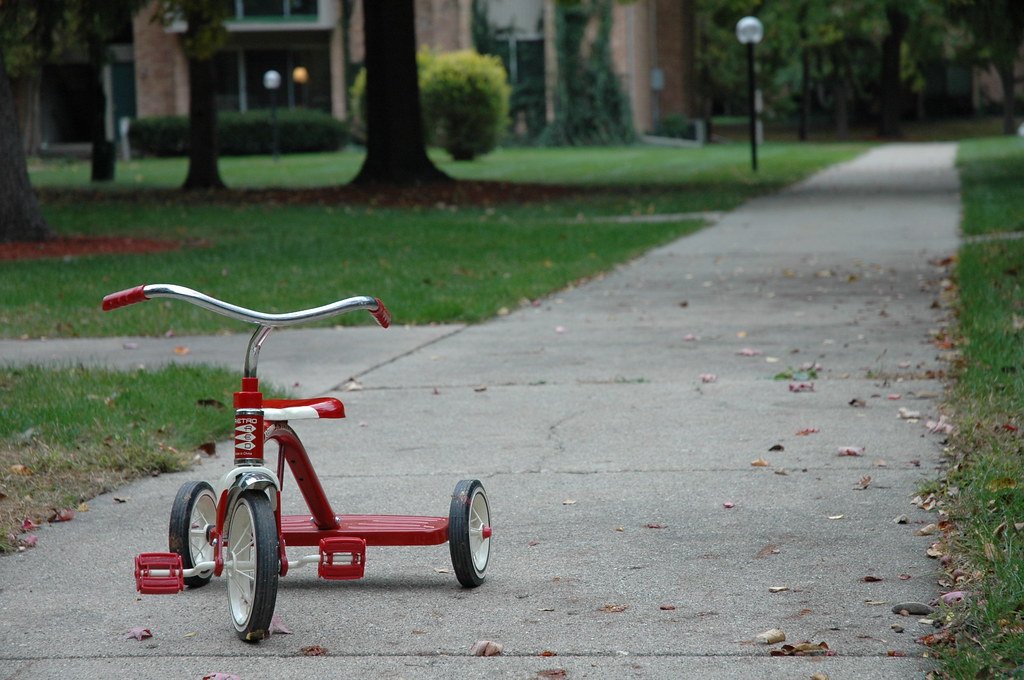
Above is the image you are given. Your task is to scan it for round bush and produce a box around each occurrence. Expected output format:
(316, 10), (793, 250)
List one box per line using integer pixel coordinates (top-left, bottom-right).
(420, 50), (510, 161)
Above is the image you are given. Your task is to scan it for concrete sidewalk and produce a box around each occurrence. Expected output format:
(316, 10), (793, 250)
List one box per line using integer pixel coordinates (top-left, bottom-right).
(0, 143), (960, 679)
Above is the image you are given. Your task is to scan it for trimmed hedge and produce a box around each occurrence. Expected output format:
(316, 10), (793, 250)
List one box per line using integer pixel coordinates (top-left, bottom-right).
(129, 109), (348, 156)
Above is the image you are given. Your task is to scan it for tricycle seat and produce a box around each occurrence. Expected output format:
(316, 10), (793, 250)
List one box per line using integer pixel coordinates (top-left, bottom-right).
(263, 397), (345, 422)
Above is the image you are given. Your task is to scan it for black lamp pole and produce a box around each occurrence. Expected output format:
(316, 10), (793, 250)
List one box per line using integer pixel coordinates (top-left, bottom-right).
(747, 42), (757, 172)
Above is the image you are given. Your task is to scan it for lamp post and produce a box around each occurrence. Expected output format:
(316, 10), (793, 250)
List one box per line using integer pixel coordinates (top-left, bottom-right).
(263, 69), (282, 161)
(736, 16), (764, 172)
(292, 66), (309, 108)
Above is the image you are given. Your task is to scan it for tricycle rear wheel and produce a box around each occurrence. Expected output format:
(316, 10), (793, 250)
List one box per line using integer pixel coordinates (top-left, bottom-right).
(168, 480), (217, 588)
(448, 479), (491, 587)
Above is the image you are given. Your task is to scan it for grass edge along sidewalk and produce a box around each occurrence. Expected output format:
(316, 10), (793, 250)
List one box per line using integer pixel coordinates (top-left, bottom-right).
(928, 136), (1024, 678)
(1, 143), (863, 552)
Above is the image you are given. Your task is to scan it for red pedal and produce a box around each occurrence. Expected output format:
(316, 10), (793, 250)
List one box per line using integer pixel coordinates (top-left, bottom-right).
(135, 552), (185, 594)
(318, 537), (366, 580)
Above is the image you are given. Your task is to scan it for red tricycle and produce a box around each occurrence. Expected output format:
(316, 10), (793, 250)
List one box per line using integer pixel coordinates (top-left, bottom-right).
(103, 284), (492, 642)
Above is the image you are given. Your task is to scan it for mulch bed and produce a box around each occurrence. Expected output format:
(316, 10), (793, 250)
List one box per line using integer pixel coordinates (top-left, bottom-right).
(11, 181), (656, 260)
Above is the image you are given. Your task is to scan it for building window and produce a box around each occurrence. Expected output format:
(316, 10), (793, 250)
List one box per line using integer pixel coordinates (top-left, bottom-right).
(231, 0), (318, 20)
(215, 48), (330, 113)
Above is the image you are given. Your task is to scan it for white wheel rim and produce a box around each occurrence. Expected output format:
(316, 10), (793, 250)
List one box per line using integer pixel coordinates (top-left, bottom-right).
(468, 489), (490, 573)
(227, 500), (257, 628)
(190, 492), (216, 574)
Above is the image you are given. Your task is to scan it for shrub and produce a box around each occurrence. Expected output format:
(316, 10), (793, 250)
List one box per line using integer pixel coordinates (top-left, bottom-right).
(128, 109), (348, 156)
(655, 114), (694, 139)
(420, 50), (510, 161)
(127, 115), (189, 156)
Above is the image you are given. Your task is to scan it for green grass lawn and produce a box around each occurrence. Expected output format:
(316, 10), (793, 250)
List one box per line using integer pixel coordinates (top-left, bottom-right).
(931, 136), (1024, 677)
(2, 142), (864, 551)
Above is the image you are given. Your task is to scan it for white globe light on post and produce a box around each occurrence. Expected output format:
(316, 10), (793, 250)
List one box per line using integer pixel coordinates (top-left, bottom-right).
(736, 16), (763, 172)
(263, 70), (282, 161)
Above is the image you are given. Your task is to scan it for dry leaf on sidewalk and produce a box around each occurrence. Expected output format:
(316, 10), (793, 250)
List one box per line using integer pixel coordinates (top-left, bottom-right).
(470, 640), (503, 656)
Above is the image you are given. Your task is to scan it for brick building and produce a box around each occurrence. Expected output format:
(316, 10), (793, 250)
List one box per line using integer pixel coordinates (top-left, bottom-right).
(130, 0), (697, 134)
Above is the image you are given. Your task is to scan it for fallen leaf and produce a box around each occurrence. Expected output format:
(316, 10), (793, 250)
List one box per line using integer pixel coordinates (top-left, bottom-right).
(9, 464), (32, 476)
(113, 496), (130, 504)
(894, 515), (909, 524)
(269, 614), (293, 635)
(528, 540), (541, 546)
(537, 671), (567, 679)
(561, 499), (577, 506)
(300, 645), (328, 656)
(77, 502), (89, 512)
(122, 341), (139, 350)
(887, 650), (906, 657)
(828, 514), (845, 520)
(474, 385), (488, 392)
(645, 523), (667, 529)
(343, 380), (363, 392)
(856, 476), (872, 489)
(723, 501), (735, 509)
(49, 508), (75, 523)
(926, 543), (944, 558)
(21, 518), (39, 531)
(203, 674), (242, 680)
(539, 650), (557, 657)
(941, 590), (966, 604)
(795, 427), (820, 436)
(125, 627), (153, 641)
(768, 641), (830, 657)
(862, 575), (883, 582)
(899, 574), (912, 580)
(683, 333), (698, 341)
(434, 567), (450, 574)
(599, 604), (628, 613)
(700, 373), (718, 383)
(915, 523), (938, 536)
(1003, 423), (1019, 432)
(838, 446), (865, 457)
(756, 628), (786, 644)
(173, 346), (190, 356)
(898, 408), (922, 420)
(810, 674), (831, 680)
(470, 640), (504, 656)
(737, 348), (763, 356)
(768, 444), (784, 452)
(21, 534), (38, 548)
(988, 477), (1018, 492)
(554, 326), (566, 334)
(849, 398), (866, 408)
(660, 604), (677, 610)
(888, 394), (902, 400)
(751, 457), (770, 467)
(755, 544), (780, 558)
(183, 631), (198, 638)
(788, 382), (815, 392)
(768, 586), (789, 593)
(874, 459), (888, 467)
(927, 416), (955, 435)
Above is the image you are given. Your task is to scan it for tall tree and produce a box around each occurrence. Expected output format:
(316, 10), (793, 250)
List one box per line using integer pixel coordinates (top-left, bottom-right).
(0, 0), (61, 243)
(155, 0), (230, 189)
(947, 0), (1024, 134)
(352, 0), (449, 185)
(877, 4), (909, 136)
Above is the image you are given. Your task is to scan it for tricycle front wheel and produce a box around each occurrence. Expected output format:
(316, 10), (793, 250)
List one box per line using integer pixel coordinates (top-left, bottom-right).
(225, 490), (279, 642)
(448, 479), (491, 588)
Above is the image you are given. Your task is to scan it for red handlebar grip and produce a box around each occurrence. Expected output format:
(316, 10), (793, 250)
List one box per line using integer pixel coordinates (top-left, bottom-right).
(370, 298), (391, 328)
(102, 285), (149, 311)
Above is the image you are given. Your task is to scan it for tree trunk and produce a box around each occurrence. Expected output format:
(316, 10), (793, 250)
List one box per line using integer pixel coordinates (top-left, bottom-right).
(878, 5), (908, 138)
(0, 51), (53, 243)
(352, 0), (450, 185)
(998, 63), (1017, 135)
(835, 77), (849, 141)
(183, 55), (225, 190)
(14, 73), (42, 156)
(799, 47), (810, 141)
(89, 39), (115, 182)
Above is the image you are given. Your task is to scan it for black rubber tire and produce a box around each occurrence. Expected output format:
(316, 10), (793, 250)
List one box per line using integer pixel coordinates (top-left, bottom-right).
(226, 491), (280, 643)
(168, 480), (217, 589)
(448, 479), (491, 588)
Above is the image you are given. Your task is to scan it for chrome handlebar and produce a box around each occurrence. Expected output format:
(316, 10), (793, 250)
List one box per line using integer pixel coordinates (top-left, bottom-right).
(102, 283), (391, 378)
(102, 284), (391, 329)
